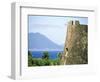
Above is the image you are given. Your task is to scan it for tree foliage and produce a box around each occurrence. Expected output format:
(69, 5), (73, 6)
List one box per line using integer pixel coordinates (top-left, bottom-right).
(42, 51), (50, 59)
(28, 51), (61, 66)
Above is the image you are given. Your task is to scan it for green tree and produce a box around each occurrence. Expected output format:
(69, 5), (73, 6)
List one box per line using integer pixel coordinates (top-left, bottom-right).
(57, 52), (62, 59)
(42, 51), (50, 59)
(28, 51), (33, 66)
(28, 51), (32, 57)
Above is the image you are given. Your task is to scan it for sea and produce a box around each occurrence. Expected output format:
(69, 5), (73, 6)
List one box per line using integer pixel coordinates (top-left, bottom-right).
(31, 51), (63, 59)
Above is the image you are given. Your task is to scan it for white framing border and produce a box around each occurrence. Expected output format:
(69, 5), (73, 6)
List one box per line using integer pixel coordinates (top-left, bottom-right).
(11, 2), (96, 80)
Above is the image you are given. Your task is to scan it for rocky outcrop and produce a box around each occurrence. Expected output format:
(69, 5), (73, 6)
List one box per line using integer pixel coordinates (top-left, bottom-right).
(61, 20), (88, 65)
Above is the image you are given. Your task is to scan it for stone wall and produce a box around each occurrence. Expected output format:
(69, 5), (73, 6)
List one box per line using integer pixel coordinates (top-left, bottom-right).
(61, 20), (88, 65)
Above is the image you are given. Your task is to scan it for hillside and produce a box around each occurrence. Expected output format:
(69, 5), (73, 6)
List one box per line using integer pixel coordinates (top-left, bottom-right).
(28, 33), (63, 50)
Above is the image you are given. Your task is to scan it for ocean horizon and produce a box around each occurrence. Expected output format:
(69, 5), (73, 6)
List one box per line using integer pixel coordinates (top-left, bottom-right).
(29, 51), (63, 59)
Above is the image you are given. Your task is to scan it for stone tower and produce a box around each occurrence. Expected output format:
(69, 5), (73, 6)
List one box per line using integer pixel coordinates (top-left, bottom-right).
(61, 20), (88, 65)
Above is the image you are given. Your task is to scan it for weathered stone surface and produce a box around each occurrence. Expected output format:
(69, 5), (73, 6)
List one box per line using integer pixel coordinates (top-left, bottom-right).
(61, 20), (88, 65)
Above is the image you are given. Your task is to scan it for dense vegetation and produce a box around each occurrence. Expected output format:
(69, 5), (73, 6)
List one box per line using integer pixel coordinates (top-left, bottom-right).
(28, 51), (61, 66)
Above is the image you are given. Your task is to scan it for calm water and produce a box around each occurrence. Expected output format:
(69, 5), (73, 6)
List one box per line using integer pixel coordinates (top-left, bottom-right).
(31, 51), (62, 59)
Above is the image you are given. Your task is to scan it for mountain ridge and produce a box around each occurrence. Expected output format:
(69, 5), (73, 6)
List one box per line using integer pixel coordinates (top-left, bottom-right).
(28, 32), (63, 50)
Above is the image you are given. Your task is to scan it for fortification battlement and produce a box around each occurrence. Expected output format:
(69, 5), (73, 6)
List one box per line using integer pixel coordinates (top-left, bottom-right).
(68, 20), (80, 26)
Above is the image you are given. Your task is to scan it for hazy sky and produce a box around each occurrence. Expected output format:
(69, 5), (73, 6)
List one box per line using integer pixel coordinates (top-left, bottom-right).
(28, 15), (88, 45)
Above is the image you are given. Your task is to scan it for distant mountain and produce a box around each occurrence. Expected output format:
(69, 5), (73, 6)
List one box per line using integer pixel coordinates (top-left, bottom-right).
(28, 33), (63, 50)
